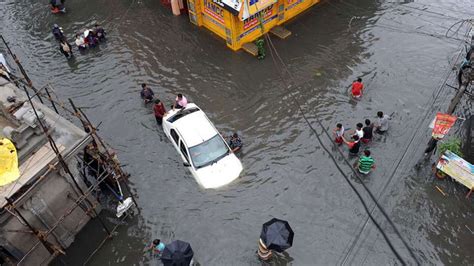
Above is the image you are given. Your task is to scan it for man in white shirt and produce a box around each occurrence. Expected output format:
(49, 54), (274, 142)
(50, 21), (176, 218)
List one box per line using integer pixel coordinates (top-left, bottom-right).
(375, 111), (390, 134)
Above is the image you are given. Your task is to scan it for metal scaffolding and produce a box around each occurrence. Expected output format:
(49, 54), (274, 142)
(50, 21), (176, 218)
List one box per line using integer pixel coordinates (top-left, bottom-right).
(1, 35), (140, 265)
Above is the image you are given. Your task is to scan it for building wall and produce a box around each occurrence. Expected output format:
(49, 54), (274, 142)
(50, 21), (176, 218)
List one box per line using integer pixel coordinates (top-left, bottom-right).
(187, 0), (320, 50)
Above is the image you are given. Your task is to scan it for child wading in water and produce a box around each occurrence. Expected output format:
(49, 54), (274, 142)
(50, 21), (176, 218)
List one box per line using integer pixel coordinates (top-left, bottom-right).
(333, 123), (345, 145)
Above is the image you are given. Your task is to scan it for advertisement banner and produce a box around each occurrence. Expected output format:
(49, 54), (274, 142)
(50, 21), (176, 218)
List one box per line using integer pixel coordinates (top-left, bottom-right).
(432, 112), (457, 139)
(243, 5), (273, 30)
(437, 150), (474, 189)
(241, 0), (277, 20)
(204, 0), (225, 24)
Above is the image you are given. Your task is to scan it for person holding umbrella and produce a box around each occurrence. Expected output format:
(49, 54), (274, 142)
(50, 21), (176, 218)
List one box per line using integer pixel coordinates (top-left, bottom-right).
(161, 240), (194, 266)
(258, 218), (294, 261)
(257, 238), (273, 261)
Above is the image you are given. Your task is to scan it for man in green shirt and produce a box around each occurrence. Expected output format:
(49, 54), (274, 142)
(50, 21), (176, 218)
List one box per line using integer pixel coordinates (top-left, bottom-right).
(355, 150), (376, 174)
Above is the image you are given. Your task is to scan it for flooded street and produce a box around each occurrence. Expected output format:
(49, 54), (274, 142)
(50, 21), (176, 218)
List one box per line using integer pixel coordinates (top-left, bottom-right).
(1, 0), (473, 264)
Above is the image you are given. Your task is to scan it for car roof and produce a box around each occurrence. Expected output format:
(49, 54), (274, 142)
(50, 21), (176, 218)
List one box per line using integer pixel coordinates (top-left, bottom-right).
(172, 104), (218, 147)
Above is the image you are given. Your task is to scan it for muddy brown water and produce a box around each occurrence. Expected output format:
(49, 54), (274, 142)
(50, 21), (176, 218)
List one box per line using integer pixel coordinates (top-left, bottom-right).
(1, 0), (473, 265)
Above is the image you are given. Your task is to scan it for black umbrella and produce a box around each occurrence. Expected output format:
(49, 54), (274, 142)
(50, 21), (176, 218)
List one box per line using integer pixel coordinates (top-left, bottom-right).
(161, 240), (194, 266)
(260, 218), (294, 253)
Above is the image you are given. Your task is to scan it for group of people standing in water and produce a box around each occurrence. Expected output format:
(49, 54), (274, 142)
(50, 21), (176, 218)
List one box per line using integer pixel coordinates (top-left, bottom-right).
(50, 0), (106, 59)
(50, 0), (107, 58)
(52, 24), (106, 59)
(140, 83), (243, 152)
(74, 26), (106, 50)
(333, 77), (392, 175)
(140, 83), (189, 125)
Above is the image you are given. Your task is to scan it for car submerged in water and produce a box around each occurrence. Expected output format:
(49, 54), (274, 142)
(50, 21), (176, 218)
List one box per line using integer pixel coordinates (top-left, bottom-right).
(162, 103), (243, 189)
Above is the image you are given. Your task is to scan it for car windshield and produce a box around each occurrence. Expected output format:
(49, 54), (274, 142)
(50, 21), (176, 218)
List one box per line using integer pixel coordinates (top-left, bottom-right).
(167, 107), (200, 123)
(188, 134), (229, 169)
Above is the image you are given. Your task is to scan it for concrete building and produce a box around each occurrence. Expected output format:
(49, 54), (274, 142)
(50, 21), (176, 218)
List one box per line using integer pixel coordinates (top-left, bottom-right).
(0, 79), (102, 264)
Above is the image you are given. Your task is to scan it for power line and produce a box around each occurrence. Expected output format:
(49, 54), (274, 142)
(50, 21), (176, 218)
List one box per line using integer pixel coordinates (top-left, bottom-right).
(262, 10), (472, 263)
(338, 22), (472, 264)
(321, 0), (471, 43)
(263, 33), (418, 265)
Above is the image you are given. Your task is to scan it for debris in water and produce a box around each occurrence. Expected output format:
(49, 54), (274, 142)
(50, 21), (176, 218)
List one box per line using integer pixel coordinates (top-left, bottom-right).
(435, 185), (447, 196)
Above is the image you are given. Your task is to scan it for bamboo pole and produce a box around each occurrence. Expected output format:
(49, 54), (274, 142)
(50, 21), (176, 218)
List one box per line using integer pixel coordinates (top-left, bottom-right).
(5, 66), (139, 264)
(21, 84), (113, 235)
(5, 198), (63, 257)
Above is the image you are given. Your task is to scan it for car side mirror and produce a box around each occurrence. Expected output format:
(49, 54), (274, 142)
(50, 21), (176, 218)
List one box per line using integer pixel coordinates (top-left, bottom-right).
(183, 162), (191, 167)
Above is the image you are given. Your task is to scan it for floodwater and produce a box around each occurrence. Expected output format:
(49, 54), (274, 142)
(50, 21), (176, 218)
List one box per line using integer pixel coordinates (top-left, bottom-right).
(1, 0), (473, 264)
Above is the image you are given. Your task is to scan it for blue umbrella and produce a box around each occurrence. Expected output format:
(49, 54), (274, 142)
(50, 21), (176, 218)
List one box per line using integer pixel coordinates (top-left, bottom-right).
(160, 240), (193, 266)
(260, 218), (294, 252)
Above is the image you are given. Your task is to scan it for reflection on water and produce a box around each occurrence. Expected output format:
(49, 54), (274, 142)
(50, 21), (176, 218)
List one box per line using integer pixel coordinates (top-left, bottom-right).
(1, 0), (473, 264)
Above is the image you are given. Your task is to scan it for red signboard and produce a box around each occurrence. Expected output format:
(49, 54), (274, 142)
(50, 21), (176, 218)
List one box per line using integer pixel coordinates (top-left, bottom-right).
(204, 0), (225, 24)
(432, 113), (457, 139)
(243, 5), (273, 30)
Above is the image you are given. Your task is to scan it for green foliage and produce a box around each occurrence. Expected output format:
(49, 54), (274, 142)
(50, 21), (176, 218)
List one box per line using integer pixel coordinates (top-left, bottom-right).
(256, 39), (265, 60)
(438, 137), (463, 157)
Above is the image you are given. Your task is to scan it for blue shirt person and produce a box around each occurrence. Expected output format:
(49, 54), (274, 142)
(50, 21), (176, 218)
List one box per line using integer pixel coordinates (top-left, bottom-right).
(144, 239), (165, 257)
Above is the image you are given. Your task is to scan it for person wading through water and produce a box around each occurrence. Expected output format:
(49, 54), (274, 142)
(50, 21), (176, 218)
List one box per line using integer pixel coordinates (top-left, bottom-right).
(153, 99), (166, 125)
(351, 77), (364, 99)
(59, 39), (73, 59)
(333, 123), (345, 145)
(228, 133), (243, 153)
(361, 119), (373, 144)
(342, 135), (361, 156)
(375, 111), (390, 134)
(140, 83), (154, 104)
(143, 239), (165, 257)
(52, 24), (64, 40)
(354, 149), (376, 174)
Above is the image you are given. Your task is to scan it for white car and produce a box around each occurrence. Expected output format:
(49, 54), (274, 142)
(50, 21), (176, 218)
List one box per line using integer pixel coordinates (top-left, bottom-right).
(163, 103), (243, 189)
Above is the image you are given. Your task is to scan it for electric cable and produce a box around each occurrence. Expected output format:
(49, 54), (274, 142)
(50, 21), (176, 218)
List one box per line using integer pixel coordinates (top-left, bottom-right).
(322, 0), (471, 43)
(333, 22), (471, 264)
(263, 33), (417, 265)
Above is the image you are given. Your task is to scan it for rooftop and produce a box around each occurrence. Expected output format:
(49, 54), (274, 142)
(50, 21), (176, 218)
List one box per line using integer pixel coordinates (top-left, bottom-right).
(0, 78), (90, 207)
